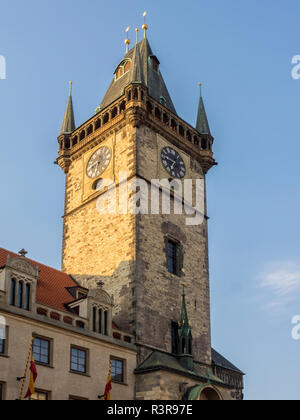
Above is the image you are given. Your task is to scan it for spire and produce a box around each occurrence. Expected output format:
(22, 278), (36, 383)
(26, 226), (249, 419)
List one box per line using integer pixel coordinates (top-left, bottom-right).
(131, 38), (145, 84)
(178, 276), (192, 346)
(177, 272), (193, 370)
(60, 82), (76, 135)
(196, 83), (211, 135)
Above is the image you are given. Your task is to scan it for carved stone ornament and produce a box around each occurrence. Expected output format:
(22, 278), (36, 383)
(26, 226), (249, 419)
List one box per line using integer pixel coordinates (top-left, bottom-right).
(8, 257), (37, 277)
(88, 288), (113, 306)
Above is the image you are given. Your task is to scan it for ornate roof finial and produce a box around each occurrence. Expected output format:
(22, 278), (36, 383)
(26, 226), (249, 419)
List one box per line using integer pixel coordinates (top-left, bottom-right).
(135, 28), (139, 45)
(125, 27), (131, 53)
(69, 81), (73, 96)
(18, 249), (28, 258)
(142, 11), (148, 39)
(199, 82), (203, 97)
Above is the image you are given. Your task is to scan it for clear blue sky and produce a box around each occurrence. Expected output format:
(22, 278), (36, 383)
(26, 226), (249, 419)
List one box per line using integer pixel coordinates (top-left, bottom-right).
(1, 0), (300, 400)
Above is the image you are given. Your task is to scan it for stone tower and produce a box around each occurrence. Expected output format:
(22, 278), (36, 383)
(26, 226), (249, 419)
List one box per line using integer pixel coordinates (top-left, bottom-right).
(56, 30), (216, 367)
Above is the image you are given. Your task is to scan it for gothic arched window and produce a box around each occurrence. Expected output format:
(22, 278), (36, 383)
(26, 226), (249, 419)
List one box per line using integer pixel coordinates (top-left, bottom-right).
(17, 281), (23, 308)
(25, 284), (31, 311)
(10, 279), (16, 306)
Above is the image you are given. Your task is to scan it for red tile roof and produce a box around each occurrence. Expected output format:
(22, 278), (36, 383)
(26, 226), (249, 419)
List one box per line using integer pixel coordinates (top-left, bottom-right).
(0, 248), (77, 312)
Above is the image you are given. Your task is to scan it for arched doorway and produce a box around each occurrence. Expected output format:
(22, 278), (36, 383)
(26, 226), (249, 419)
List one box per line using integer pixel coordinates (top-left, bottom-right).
(186, 385), (222, 401)
(198, 387), (221, 401)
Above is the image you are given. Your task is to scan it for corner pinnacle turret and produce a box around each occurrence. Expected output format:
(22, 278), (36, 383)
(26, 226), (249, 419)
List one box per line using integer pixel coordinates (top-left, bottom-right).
(60, 82), (76, 135)
(196, 83), (211, 135)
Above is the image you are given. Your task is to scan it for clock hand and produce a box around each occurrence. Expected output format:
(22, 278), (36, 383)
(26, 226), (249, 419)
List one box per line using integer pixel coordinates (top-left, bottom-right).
(165, 157), (176, 165)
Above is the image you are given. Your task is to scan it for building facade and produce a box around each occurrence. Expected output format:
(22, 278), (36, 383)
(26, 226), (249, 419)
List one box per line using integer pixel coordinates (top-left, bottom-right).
(0, 27), (244, 400)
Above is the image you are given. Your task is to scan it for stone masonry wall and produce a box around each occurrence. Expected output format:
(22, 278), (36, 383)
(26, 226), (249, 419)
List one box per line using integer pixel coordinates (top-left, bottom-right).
(135, 126), (211, 365)
(61, 126), (137, 331)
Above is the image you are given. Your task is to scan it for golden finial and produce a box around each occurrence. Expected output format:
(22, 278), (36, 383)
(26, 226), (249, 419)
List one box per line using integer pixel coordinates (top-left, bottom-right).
(69, 81), (73, 96)
(125, 27), (131, 53)
(142, 11), (148, 38)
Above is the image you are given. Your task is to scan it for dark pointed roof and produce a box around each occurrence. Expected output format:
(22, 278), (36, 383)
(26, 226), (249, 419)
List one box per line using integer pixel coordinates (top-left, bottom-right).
(196, 92), (211, 135)
(60, 85), (76, 135)
(211, 349), (245, 375)
(100, 38), (176, 114)
(135, 350), (224, 384)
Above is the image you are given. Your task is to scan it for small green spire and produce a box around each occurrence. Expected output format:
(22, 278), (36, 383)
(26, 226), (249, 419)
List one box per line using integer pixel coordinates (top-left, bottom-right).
(60, 81), (76, 135)
(196, 83), (211, 135)
(178, 271), (192, 356)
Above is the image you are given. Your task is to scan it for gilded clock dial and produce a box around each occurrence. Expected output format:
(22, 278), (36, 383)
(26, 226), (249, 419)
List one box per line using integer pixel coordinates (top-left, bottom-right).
(86, 147), (112, 179)
(161, 147), (186, 179)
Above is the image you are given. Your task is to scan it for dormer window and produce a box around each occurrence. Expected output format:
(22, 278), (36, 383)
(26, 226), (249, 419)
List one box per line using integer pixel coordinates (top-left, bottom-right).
(160, 96), (167, 107)
(10, 277), (32, 311)
(92, 306), (109, 336)
(149, 55), (160, 72)
(114, 60), (132, 81)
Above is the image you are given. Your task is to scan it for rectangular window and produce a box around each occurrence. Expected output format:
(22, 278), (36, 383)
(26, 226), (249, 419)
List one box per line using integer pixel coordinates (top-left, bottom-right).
(25, 284), (31, 311)
(104, 311), (108, 336)
(71, 347), (87, 374)
(33, 337), (50, 366)
(69, 395), (89, 401)
(93, 307), (97, 332)
(0, 338), (5, 355)
(10, 279), (16, 306)
(111, 358), (125, 384)
(99, 309), (102, 334)
(29, 390), (50, 400)
(0, 326), (8, 356)
(0, 337), (4, 355)
(0, 383), (5, 400)
(17, 281), (23, 308)
(167, 240), (177, 274)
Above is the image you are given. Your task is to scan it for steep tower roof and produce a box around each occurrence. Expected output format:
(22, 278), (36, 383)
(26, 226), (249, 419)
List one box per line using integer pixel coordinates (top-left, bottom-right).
(60, 83), (76, 135)
(99, 38), (177, 114)
(196, 86), (211, 135)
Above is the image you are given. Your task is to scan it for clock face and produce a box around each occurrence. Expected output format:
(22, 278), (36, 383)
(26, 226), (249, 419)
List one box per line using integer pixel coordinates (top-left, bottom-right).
(86, 147), (112, 179)
(161, 147), (186, 179)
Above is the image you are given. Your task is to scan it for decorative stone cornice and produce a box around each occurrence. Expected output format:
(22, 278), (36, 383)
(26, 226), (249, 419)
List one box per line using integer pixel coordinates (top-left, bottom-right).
(56, 84), (217, 174)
